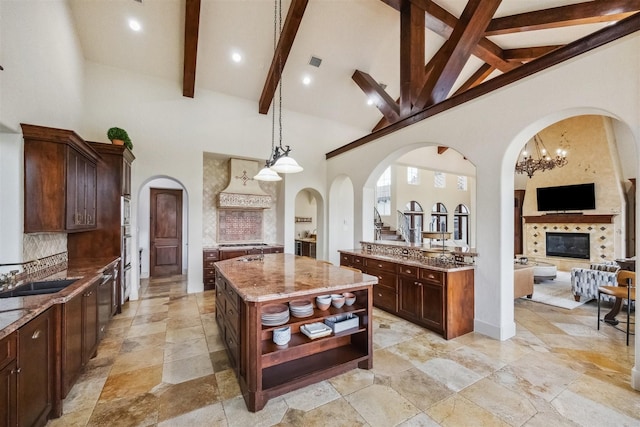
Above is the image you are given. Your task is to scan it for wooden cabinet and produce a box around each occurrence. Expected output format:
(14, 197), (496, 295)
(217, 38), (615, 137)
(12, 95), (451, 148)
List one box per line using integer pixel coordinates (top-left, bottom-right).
(203, 249), (219, 290)
(65, 148), (97, 230)
(61, 279), (99, 397)
(22, 124), (100, 233)
(0, 332), (17, 427)
(340, 251), (474, 340)
(68, 141), (134, 314)
(97, 269), (115, 340)
(215, 273), (240, 370)
(215, 260), (374, 412)
(17, 308), (54, 427)
(365, 258), (398, 312)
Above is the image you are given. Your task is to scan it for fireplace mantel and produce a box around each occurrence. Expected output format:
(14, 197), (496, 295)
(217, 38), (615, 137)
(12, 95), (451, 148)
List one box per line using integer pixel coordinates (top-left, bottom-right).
(524, 214), (615, 224)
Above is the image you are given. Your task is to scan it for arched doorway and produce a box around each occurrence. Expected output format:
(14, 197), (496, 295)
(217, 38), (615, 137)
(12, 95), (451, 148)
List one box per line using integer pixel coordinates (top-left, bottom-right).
(404, 200), (423, 243)
(137, 177), (189, 281)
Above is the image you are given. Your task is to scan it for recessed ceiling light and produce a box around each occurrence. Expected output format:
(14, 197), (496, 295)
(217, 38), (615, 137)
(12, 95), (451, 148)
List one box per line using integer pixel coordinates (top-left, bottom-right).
(302, 75), (311, 85)
(129, 19), (141, 32)
(367, 98), (375, 106)
(231, 52), (242, 63)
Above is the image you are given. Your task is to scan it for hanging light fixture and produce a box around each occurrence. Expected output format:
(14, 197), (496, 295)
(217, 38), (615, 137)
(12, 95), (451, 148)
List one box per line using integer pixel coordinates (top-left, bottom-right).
(255, 0), (303, 181)
(515, 134), (568, 178)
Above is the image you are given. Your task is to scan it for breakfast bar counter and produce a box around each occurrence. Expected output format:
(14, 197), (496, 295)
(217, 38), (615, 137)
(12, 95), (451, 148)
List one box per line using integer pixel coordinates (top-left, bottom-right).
(214, 253), (377, 412)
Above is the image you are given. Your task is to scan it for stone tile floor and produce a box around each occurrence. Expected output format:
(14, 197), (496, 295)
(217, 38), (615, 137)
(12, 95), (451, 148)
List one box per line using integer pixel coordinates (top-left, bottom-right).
(47, 275), (639, 426)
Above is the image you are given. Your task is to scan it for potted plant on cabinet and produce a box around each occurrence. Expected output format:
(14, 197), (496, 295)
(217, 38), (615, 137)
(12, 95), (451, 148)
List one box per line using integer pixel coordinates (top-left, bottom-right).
(107, 127), (133, 150)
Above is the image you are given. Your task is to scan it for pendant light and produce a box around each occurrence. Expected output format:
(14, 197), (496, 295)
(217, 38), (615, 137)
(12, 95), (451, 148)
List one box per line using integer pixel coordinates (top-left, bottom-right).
(255, 0), (303, 181)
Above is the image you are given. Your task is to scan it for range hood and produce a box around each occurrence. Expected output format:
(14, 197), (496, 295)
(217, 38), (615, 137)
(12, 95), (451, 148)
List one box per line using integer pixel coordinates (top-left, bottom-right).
(218, 158), (272, 209)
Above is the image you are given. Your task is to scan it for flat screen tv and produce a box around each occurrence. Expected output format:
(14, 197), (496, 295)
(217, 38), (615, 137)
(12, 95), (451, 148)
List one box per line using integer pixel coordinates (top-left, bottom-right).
(536, 183), (595, 212)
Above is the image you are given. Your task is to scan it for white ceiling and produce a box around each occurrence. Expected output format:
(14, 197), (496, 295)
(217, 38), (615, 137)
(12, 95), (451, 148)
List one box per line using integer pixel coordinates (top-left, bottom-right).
(67, 0), (612, 132)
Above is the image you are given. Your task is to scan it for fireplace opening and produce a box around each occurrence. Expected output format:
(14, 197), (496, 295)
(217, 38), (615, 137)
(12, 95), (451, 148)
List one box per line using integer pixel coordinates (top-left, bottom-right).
(546, 232), (590, 259)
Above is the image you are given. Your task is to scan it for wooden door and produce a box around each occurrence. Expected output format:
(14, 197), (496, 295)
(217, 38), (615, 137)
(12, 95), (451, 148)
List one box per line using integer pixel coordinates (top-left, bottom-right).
(150, 188), (183, 277)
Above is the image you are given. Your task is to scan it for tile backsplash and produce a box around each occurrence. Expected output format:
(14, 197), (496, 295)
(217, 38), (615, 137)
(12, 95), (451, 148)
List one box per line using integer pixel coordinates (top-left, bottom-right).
(23, 233), (67, 261)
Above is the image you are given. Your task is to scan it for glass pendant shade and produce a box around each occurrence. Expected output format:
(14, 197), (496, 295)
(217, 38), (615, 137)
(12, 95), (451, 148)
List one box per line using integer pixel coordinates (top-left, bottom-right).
(254, 166), (282, 181)
(271, 156), (303, 173)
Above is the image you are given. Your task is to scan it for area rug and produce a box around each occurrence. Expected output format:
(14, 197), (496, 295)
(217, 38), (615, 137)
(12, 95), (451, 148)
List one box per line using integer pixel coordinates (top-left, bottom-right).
(521, 271), (587, 310)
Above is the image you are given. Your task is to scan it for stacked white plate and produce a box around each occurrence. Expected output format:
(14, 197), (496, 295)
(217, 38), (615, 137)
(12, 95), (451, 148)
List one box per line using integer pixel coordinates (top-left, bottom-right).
(289, 299), (314, 318)
(261, 304), (290, 326)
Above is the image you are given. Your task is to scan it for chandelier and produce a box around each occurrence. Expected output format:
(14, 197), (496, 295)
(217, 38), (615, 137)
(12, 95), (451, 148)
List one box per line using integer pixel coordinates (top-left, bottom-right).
(515, 134), (567, 178)
(255, 0), (303, 181)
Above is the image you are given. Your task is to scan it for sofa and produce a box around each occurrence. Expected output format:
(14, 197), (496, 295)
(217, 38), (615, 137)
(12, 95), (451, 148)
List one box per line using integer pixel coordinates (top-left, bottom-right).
(570, 262), (619, 302)
(514, 264), (534, 299)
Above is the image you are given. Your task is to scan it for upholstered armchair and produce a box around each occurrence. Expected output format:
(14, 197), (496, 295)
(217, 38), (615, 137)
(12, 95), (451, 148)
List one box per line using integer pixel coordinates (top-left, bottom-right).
(570, 262), (619, 302)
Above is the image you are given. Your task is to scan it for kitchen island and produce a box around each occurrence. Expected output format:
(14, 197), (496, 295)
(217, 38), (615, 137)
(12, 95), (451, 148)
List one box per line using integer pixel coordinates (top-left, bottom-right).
(214, 253), (377, 412)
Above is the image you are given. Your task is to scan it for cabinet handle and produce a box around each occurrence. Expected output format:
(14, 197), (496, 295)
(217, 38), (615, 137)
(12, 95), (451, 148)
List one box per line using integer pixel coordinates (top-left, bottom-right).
(378, 293), (383, 297)
(32, 329), (41, 340)
(228, 337), (234, 345)
(377, 264), (383, 268)
(427, 274), (435, 279)
(228, 309), (234, 316)
(414, 281), (422, 286)
(11, 368), (21, 374)
(405, 269), (411, 274)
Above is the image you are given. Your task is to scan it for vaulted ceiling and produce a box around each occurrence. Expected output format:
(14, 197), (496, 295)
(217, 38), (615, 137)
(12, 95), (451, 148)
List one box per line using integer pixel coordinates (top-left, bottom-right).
(68, 1), (640, 138)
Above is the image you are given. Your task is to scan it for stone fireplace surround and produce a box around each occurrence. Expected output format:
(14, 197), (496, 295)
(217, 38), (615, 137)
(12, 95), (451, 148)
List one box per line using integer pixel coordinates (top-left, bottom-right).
(523, 214), (616, 271)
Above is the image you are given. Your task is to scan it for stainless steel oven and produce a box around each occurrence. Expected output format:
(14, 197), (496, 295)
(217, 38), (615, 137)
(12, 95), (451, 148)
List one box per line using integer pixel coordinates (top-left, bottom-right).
(121, 225), (132, 304)
(121, 196), (131, 226)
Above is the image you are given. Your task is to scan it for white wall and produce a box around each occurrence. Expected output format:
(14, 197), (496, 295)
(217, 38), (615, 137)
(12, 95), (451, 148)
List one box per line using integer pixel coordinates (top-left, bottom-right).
(0, 0), (84, 132)
(78, 61), (362, 293)
(326, 34), (640, 345)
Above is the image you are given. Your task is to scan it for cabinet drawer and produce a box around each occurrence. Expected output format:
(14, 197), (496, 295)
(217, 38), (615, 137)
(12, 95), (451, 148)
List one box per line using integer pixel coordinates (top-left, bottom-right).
(226, 304), (240, 337)
(398, 264), (419, 278)
(203, 250), (220, 261)
(225, 327), (239, 369)
(204, 267), (216, 278)
(367, 271), (397, 290)
(226, 286), (239, 311)
(340, 253), (352, 265)
(420, 269), (444, 285)
(365, 258), (397, 274)
(373, 285), (397, 312)
(204, 276), (216, 288)
(203, 259), (217, 269)
(352, 256), (364, 268)
(0, 332), (16, 370)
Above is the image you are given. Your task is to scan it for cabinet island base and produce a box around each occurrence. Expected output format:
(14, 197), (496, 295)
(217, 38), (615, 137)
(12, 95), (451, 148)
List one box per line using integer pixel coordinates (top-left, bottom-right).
(214, 254), (377, 412)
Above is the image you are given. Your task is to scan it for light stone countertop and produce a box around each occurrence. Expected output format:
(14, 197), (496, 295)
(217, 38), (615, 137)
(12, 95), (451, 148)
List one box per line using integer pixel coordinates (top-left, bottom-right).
(340, 249), (475, 273)
(214, 253), (377, 302)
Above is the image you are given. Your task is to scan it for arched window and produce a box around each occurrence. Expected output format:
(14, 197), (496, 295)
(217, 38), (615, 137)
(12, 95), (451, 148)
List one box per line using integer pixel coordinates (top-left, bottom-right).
(454, 204), (469, 243)
(430, 203), (448, 232)
(404, 201), (423, 243)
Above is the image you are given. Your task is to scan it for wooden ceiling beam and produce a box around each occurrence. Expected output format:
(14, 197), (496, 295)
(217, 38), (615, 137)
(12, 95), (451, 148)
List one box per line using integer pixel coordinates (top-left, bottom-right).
(258, 0), (309, 114)
(437, 146), (448, 154)
(182, 0), (201, 98)
(400, 0), (426, 115)
(413, 0), (502, 110)
(452, 63), (494, 96)
(381, 0), (518, 74)
(485, 0), (640, 36)
(326, 11), (640, 160)
(352, 70), (400, 123)
(503, 45), (563, 62)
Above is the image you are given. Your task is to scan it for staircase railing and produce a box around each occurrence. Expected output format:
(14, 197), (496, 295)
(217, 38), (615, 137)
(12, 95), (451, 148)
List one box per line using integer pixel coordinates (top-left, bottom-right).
(396, 210), (411, 243)
(374, 208), (383, 240)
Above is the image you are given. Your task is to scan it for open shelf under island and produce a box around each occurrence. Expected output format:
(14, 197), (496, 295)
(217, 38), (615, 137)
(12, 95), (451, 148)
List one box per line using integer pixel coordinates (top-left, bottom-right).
(214, 253), (378, 412)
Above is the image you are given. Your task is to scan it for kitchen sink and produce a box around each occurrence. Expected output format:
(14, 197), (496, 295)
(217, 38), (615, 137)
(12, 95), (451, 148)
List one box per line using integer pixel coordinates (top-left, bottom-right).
(0, 278), (78, 299)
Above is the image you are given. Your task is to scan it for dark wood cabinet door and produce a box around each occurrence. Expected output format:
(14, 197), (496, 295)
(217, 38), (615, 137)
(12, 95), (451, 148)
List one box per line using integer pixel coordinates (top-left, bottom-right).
(150, 188), (183, 276)
(420, 283), (444, 331)
(84, 160), (97, 226)
(83, 282), (99, 363)
(398, 278), (421, 319)
(97, 276), (112, 339)
(62, 294), (83, 397)
(220, 250), (247, 260)
(65, 148), (81, 229)
(17, 309), (52, 427)
(0, 362), (17, 427)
